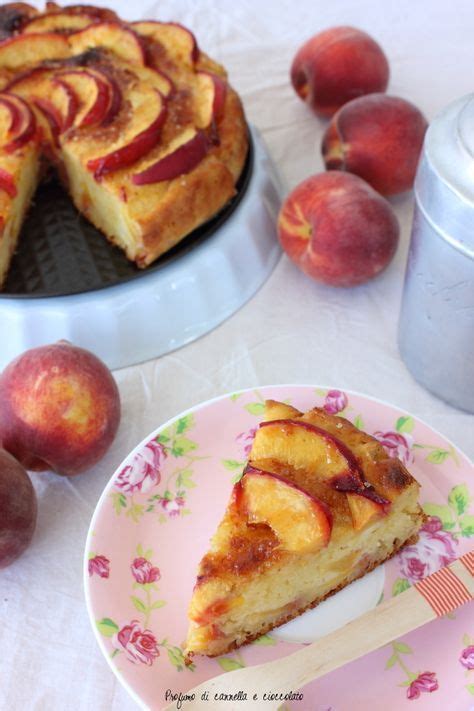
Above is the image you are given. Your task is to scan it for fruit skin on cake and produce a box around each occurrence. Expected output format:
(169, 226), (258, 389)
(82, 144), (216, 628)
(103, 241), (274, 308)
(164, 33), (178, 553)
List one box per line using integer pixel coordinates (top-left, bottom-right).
(132, 20), (199, 67)
(253, 417), (391, 530)
(7, 67), (79, 143)
(0, 341), (121, 476)
(54, 67), (117, 128)
(185, 399), (424, 660)
(0, 2), (249, 286)
(22, 11), (102, 34)
(67, 22), (146, 65)
(132, 129), (209, 185)
(85, 84), (168, 179)
(241, 464), (333, 553)
(0, 32), (69, 70)
(0, 91), (36, 150)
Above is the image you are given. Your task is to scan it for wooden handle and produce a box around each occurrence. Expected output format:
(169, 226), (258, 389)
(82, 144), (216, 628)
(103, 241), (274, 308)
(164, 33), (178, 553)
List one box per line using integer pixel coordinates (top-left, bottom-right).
(272, 555), (473, 692)
(163, 552), (473, 711)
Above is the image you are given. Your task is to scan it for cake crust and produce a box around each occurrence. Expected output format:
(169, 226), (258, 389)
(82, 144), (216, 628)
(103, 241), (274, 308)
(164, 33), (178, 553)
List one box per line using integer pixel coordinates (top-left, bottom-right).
(186, 529), (421, 661)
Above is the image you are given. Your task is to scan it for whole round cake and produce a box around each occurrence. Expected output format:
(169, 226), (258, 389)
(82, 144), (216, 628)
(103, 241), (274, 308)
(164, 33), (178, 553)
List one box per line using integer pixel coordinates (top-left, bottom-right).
(0, 2), (249, 286)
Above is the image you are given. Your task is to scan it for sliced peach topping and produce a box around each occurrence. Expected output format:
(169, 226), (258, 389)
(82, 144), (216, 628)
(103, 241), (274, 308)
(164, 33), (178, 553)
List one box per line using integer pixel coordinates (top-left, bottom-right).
(241, 465), (332, 553)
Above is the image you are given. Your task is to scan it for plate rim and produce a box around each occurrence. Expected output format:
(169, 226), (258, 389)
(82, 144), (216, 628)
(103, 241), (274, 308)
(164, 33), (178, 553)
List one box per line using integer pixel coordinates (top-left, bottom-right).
(83, 383), (473, 707)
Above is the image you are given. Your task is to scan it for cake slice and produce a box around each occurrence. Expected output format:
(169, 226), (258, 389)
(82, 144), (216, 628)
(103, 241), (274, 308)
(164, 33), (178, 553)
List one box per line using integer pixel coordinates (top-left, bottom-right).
(184, 399), (424, 659)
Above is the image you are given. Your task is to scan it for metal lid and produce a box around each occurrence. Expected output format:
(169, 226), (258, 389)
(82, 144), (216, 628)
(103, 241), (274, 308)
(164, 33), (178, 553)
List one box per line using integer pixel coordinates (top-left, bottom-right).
(415, 93), (474, 259)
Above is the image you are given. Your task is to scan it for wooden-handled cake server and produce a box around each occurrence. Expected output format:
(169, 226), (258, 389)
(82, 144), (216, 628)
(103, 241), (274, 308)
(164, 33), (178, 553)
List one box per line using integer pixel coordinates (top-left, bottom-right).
(163, 551), (473, 711)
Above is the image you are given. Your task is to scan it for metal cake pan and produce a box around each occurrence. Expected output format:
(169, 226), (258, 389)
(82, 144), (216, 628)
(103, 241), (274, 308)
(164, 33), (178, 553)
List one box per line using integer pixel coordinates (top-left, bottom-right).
(0, 125), (282, 369)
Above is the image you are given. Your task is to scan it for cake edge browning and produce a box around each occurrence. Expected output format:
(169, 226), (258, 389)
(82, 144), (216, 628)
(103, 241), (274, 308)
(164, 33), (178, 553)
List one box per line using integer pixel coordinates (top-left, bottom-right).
(184, 522), (424, 663)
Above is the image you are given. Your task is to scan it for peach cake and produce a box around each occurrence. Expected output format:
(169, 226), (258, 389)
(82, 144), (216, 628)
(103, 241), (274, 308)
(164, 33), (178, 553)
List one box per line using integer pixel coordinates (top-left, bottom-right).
(0, 2), (248, 286)
(185, 399), (424, 659)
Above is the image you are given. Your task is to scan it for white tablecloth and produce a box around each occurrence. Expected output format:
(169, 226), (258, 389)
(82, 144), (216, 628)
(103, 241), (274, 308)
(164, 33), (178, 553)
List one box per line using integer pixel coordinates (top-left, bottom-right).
(2, 1), (473, 709)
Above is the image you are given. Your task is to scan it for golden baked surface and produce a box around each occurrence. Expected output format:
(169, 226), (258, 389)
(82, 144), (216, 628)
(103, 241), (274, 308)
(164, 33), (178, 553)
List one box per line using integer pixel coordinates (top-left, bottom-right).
(185, 400), (424, 659)
(0, 2), (248, 285)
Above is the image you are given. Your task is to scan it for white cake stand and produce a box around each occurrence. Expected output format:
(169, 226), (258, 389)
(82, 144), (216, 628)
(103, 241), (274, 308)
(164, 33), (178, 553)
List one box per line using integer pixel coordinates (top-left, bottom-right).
(0, 126), (282, 370)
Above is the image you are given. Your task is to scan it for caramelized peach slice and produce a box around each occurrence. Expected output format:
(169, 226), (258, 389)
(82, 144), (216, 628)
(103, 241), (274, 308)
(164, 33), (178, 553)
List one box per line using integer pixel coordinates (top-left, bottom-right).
(120, 62), (173, 98)
(262, 400), (302, 422)
(190, 598), (230, 625)
(68, 22), (145, 65)
(0, 166), (16, 197)
(42, 4), (118, 23)
(22, 12), (98, 34)
(8, 69), (76, 136)
(0, 33), (69, 70)
(327, 466), (391, 529)
(132, 20), (199, 66)
(87, 85), (166, 178)
(0, 98), (15, 145)
(242, 465), (332, 553)
(32, 97), (63, 142)
(132, 129), (209, 186)
(193, 71), (227, 128)
(0, 93), (36, 151)
(346, 491), (390, 531)
(252, 419), (363, 483)
(56, 69), (112, 128)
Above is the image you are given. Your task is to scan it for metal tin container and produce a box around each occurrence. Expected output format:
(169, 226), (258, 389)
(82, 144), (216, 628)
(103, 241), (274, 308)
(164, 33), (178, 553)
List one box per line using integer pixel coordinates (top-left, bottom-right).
(398, 94), (474, 413)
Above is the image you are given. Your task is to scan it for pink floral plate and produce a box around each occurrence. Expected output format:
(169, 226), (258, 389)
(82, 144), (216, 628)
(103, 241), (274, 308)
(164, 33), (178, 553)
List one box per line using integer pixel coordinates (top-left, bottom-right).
(84, 386), (474, 710)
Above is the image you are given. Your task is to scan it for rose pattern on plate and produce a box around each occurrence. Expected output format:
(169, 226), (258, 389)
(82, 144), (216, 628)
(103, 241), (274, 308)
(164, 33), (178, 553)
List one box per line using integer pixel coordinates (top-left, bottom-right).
(459, 635), (474, 696)
(235, 426), (257, 458)
(88, 554), (110, 578)
(385, 642), (439, 701)
(129, 546), (166, 627)
(391, 480), (473, 596)
(115, 439), (166, 495)
(114, 620), (160, 665)
(423, 483), (474, 538)
(460, 645), (474, 670)
(406, 672), (439, 700)
(221, 426), (258, 484)
(131, 556), (161, 585)
(160, 495), (186, 517)
(145, 414), (202, 523)
(95, 545), (193, 672)
(397, 516), (458, 583)
(110, 415), (202, 524)
(323, 389), (348, 415)
(373, 429), (414, 465)
(372, 413), (417, 465)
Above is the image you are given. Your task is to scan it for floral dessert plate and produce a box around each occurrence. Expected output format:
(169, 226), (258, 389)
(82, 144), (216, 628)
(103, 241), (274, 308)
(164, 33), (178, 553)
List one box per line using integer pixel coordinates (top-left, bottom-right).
(84, 385), (474, 711)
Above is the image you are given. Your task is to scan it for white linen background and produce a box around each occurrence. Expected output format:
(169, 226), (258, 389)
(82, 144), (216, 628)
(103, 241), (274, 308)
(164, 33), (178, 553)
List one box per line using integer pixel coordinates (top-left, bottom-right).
(1, 1), (473, 709)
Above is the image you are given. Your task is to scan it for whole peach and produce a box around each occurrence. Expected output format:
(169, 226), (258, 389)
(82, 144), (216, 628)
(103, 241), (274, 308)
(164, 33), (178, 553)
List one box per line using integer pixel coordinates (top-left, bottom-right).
(322, 94), (428, 195)
(0, 341), (121, 476)
(277, 171), (399, 287)
(0, 448), (37, 568)
(291, 26), (389, 117)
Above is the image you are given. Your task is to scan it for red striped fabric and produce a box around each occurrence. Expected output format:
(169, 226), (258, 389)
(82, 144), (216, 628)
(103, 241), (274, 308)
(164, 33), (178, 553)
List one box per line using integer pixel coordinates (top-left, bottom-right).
(460, 551), (474, 576)
(415, 566), (472, 617)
